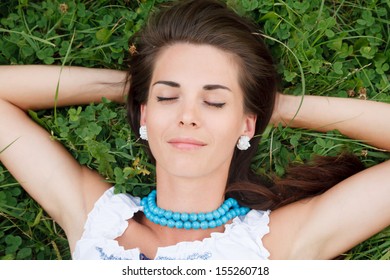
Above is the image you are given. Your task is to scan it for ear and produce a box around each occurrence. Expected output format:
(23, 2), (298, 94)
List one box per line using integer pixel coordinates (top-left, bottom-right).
(140, 104), (147, 126)
(242, 114), (257, 138)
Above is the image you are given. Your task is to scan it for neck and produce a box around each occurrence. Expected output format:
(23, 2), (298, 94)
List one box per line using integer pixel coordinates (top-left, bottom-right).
(154, 164), (228, 213)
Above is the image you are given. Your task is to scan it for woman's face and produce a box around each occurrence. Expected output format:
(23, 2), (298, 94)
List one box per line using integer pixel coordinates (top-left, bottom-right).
(141, 43), (256, 180)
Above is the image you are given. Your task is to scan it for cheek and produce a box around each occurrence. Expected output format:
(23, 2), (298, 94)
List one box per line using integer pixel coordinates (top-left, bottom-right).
(144, 106), (174, 150)
(210, 114), (243, 144)
(146, 118), (164, 148)
(146, 104), (171, 129)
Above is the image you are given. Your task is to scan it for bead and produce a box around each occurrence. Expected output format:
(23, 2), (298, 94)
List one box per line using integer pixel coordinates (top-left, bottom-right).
(175, 221), (183, 229)
(200, 221), (208, 230)
(221, 216), (229, 224)
(240, 207), (249, 215)
(197, 213), (206, 221)
(167, 219), (175, 228)
(221, 204), (229, 212)
(224, 199), (232, 208)
(157, 208), (165, 216)
(184, 221), (192, 230)
(231, 209), (239, 217)
(164, 210), (173, 219)
(152, 206), (159, 215)
(152, 216), (160, 224)
(205, 212), (214, 221)
(212, 210), (221, 219)
(208, 220), (217, 228)
(180, 212), (189, 221)
(192, 221), (200, 230)
(172, 212), (181, 221)
(142, 190), (251, 230)
(160, 217), (167, 226)
(217, 207), (226, 216)
(229, 198), (238, 207)
(189, 213), (198, 221)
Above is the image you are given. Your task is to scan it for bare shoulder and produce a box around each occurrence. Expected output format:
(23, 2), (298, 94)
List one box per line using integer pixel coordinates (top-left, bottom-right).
(263, 160), (390, 259)
(262, 197), (314, 259)
(64, 166), (111, 252)
(80, 167), (112, 214)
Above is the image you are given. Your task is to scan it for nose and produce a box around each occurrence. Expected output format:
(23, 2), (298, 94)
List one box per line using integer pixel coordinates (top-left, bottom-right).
(179, 100), (200, 128)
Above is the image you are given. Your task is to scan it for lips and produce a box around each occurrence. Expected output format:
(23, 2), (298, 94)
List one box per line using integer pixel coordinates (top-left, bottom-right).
(167, 137), (207, 150)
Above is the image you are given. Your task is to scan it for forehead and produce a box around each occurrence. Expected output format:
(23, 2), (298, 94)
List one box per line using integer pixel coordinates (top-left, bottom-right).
(151, 43), (241, 88)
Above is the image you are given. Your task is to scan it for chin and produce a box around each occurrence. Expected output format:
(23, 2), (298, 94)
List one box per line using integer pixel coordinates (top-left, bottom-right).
(158, 158), (209, 177)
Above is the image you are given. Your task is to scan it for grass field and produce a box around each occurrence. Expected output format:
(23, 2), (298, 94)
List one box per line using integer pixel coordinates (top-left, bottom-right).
(0, 0), (389, 259)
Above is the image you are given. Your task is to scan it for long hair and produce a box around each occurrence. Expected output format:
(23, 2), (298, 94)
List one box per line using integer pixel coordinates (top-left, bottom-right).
(126, 0), (364, 210)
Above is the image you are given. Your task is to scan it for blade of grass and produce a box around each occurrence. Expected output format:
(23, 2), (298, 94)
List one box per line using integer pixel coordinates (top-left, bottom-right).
(0, 138), (20, 154)
(0, 28), (56, 47)
(257, 33), (306, 125)
(53, 30), (76, 126)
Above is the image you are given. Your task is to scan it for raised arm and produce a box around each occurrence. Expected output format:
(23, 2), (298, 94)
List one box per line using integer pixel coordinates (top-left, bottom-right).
(0, 65), (127, 110)
(0, 65), (128, 251)
(265, 93), (390, 259)
(271, 93), (390, 151)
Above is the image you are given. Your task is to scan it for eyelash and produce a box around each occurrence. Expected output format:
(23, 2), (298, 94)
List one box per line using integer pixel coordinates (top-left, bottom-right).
(204, 101), (226, 108)
(156, 97), (225, 108)
(156, 96), (177, 102)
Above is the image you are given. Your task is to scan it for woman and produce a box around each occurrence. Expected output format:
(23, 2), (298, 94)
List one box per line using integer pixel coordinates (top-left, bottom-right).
(0, 0), (389, 260)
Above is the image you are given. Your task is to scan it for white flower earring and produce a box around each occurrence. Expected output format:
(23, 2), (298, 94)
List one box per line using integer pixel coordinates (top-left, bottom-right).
(139, 125), (148, 141)
(237, 135), (251, 150)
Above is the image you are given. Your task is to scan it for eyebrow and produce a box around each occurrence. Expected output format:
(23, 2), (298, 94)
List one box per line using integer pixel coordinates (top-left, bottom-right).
(203, 84), (231, 92)
(152, 80), (180, 88)
(152, 80), (231, 92)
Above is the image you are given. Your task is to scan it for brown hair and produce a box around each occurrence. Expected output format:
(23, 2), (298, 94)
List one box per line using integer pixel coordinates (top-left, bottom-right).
(126, 0), (364, 210)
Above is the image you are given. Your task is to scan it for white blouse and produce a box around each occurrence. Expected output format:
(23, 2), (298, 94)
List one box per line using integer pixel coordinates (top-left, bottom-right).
(73, 187), (270, 260)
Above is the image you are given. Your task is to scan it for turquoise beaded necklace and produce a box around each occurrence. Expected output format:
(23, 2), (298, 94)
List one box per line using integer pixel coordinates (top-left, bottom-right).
(141, 190), (250, 230)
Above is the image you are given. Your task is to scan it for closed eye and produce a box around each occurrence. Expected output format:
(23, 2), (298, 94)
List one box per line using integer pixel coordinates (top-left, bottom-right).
(156, 96), (178, 102)
(204, 101), (226, 108)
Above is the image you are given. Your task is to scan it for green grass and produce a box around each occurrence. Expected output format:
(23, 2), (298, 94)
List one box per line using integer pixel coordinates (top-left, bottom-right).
(0, 0), (389, 259)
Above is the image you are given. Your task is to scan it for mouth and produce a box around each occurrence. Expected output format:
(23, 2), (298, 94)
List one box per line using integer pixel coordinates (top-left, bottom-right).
(167, 138), (207, 151)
